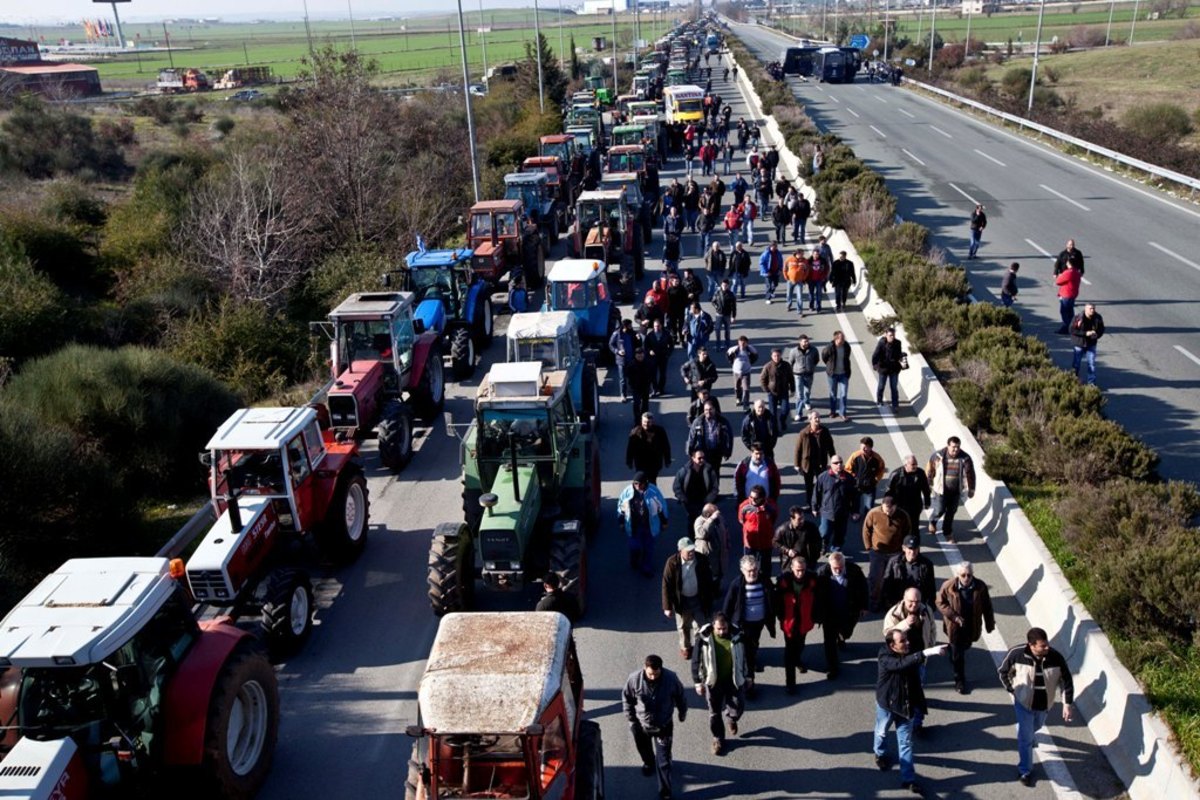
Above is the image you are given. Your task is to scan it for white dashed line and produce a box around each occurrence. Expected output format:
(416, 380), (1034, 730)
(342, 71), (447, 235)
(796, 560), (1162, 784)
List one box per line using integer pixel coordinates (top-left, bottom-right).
(873, 94), (889, 104)
(974, 148), (1007, 167)
(1040, 184), (1091, 211)
(1175, 346), (1200, 367)
(929, 125), (953, 138)
(828, 94), (840, 104)
(869, 124), (887, 138)
(902, 148), (926, 166)
(898, 107), (916, 118)
(1026, 238), (1091, 284)
(847, 107), (861, 118)
(948, 182), (980, 205)
(1149, 241), (1200, 273)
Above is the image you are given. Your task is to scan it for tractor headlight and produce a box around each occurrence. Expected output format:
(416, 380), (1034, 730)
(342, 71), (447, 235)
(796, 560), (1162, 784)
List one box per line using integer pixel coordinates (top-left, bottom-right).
(485, 562), (497, 571)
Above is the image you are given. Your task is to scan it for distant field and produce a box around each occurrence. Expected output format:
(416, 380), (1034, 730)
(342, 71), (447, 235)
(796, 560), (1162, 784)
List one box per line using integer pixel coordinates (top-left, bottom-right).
(1, 12), (680, 87)
(890, 4), (1200, 45)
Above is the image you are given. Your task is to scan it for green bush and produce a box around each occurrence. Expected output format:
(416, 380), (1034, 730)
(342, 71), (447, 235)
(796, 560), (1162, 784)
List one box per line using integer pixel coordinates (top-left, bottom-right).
(956, 326), (1049, 371)
(41, 179), (107, 228)
(0, 210), (103, 294)
(0, 242), (67, 363)
(947, 379), (988, 430)
(213, 116), (236, 137)
(1001, 67), (1033, 96)
(0, 96), (126, 180)
(873, 222), (929, 256)
(989, 367), (1104, 435)
(958, 66), (991, 93)
(300, 247), (392, 318)
(1046, 415), (1158, 483)
(1121, 102), (1194, 143)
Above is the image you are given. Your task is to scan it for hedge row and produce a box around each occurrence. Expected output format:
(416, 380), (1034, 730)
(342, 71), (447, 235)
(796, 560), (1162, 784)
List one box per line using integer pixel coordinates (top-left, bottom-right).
(728, 32), (1199, 771)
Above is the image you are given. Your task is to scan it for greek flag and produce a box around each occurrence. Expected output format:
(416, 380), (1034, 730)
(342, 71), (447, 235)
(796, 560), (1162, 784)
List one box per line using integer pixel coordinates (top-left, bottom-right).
(416, 235), (427, 255)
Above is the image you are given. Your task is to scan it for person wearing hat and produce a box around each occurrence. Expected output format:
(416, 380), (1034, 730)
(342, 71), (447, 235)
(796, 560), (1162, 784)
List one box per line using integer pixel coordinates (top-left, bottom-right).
(862, 495), (912, 613)
(618, 472), (669, 577)
(882, 536), (937, 610)
(535, 571), (582, 625)
(662, 536), (715, 660)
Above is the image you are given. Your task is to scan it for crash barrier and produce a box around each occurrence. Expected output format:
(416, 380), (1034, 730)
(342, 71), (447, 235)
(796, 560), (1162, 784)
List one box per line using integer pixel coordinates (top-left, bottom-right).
(726, 40), (1200, 800)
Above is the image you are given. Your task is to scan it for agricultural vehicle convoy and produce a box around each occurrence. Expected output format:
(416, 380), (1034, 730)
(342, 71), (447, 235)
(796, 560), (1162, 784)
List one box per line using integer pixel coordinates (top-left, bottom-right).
(600, 172), (654, 247)
(467, 199), (546, 289)
(0, 557), (279, 799)
(427, 362), (599, 618)
(314, 291), (447, 472)
(405, 612), (604, 800)
(507, 169), (566, 247)
(396, 248), (497, 380)
(566, 189), (643, 302)
(506, 311), (599, 428)
(583, 75), (613, 106)
(542, 259), (621, 368)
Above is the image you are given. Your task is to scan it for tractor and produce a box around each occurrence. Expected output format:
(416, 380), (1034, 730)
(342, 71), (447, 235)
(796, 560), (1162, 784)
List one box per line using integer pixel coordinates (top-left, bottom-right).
(538, 133), (577, 171)
(600, 171), (654, 247)
(583, 75), (613, 106)
(509, 167), (567, 245)
(565, 107), (603, 149)
(467, 199), (546, 288)
(316, 291), (446, 472)
(399, 248), (496, 380)
(188, 405), (370, 657)
(404, 612), (604, 800)
(566, 189), (642, 301)
(427, 362), (599, 617)
(0, 557), (278, 799)
(542, 259), (621, 368)
(506, 311), (599, 428)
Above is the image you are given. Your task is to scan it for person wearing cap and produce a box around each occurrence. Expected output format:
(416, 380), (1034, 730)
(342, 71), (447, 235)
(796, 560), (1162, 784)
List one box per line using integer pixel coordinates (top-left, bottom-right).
(662, 536), (715, 660)
(534, 571), (582, 625)
(626, 412), (673, 485)
(623, 654), (687, 799)
(882, 536), (937, 610)
(618, 472), (669, 577)
(863, 495), (911, 613)
(691, 611), (749, 756)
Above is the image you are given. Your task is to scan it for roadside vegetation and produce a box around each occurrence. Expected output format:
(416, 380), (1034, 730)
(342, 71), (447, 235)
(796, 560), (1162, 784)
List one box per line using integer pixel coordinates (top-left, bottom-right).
(727, 31), (1200, 773)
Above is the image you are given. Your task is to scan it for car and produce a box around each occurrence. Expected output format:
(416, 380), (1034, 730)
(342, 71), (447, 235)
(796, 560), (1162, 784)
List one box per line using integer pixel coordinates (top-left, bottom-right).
(227, 89), (262, 102)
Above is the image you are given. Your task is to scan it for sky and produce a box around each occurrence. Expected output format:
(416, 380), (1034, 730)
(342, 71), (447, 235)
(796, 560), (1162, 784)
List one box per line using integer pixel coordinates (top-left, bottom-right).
(4, 0), (568, 26)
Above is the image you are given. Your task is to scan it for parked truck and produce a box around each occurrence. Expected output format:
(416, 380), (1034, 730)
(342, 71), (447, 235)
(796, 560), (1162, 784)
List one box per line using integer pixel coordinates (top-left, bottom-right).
(156, 67), (210, 93)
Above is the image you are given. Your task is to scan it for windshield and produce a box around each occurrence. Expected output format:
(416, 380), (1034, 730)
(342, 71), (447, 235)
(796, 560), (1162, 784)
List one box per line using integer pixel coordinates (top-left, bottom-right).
(470, 212), (493, 239)
(551, 281), (591, 310)
(495, 212), (518, 237)
(510, 337), (559, 367)
(602, 179), (640, 206)
(337, 319), (392, 364)
(432, 734), (529, 798)
(677, 99), (703, 115)
(577, 203), (602, 232)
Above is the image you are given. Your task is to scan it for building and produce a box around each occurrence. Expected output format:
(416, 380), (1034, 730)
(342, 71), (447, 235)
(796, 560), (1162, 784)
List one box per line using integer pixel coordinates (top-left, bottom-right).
(0, 36), (101, 97)
(582, 0), (631, 13)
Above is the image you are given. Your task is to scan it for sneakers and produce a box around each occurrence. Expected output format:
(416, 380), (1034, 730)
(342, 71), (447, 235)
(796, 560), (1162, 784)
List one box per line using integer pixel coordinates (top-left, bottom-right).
(875, 755), (892, 771)
(681, 647), (693, 660)
(712, 738), (724, 755)
(793, 413), (803, 421)
(765, 298), (772, 304)
(1018, 773), (1034, 787)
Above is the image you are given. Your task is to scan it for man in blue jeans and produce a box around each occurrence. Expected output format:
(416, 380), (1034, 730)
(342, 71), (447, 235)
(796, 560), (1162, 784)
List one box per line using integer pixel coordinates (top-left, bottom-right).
(998, 627), (1076, 788)
(875, 628), (947, 794)
(822, 330), (853, 420)
(1070, 303), (1105, 386)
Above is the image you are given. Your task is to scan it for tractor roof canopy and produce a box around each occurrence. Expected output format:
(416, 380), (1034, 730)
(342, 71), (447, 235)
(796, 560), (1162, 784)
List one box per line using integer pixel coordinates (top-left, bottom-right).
(507, 311), (577, 342)
(504, 171), (548, 188)
(419, 612), (571, 734)
(0, 558), (177, 668)
(547, 258), (606, 284)
(206, 406), (316, 452)
(477, 363), (569, 408)
(405, 249), (473, 270)
(328, 291), (416, 321)
(472, 199), (523, 213)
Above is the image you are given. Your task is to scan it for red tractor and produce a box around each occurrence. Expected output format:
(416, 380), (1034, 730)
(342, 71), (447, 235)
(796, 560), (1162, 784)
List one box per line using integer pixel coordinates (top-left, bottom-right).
(0, 557), (279, 798)
(316, 291), (446, 472)
(568, 189), (643, 302)
(467, 199), (546, 288)
(187, 405), (370, 658)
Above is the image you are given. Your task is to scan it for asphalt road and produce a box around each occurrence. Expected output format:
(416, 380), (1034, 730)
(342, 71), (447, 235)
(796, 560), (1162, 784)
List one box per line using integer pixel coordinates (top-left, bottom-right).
(258, 64), (1125, 800)
(731, 20), (1200, 485)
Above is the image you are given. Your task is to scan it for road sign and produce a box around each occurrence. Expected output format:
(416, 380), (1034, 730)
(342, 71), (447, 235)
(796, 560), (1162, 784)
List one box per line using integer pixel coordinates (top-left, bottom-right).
(849, 34), (870, 50)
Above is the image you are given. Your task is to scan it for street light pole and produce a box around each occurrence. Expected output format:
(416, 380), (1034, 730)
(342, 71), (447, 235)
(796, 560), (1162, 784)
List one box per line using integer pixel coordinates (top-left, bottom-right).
(346, 0), (357, 50)
(612, 0), (619, 97)
(455, 0), (482, 203)
(109, 2), (127, 49)
(479, 0), (489, 83)
(965, 8), (972, 61)
(927, 0), (937, 73)
(883, 0), (890, 62)
(534, 0), (545, 113)
(1027, 0), (1046, 115)
(1128, 0), (1140, 45)
(1104, 0), (1115, 46)
(558, 0), (566, 71)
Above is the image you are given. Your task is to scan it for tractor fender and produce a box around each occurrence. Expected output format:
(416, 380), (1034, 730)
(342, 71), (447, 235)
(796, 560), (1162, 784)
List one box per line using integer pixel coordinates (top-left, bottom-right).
(408, 332), (439, 385)
(163, 622), (255, 766)
(414, 299), (447, 336)
(462, 282), (489, 326)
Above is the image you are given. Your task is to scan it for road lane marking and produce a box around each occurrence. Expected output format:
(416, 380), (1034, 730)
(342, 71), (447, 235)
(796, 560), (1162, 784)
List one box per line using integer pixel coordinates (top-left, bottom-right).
(847, 107), (860, 118)
(828, 94), (840, 104)
(873, 94), (889, 104)
(869, 124), (887, 138)
(902, 148), (926, 166)
(930, 124), (953, 138)
(974, 148), (1007, 167)
(1176, 346), (1200, 367)
(1040, 184), (1091, 211)
(1149, 241), (1200, 273)
(948, 182), (980, 205)
(1026, 238), (1092, 285)
(898, 107), (916, 118)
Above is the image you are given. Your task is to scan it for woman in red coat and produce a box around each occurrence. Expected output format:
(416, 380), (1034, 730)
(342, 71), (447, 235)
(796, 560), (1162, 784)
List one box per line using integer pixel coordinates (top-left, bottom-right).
(775, 555), (818, 694)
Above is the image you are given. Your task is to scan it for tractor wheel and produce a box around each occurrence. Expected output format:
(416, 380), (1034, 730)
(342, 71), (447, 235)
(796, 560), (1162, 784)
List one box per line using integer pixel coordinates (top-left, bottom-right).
(428, 522), (475, 617)
(474, 296), (494, 347)
(405, 741), (427, 800)
(449, 327), (475, 381)
(580, 364), (599, 426)
(201, 640), (279, 799)
(411, 344), (445, 423)
(575, 720), (605, 799)
(315, 469), (370, 564)
(549, 525), (587, 617)
(378, 401), (415, 472)
(260, 568), (314, 659)
(462, 488), (483, 535)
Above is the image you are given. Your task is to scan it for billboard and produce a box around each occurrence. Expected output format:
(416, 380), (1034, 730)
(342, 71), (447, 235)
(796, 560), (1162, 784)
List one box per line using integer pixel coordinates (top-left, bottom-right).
(0, 37), (40, 65)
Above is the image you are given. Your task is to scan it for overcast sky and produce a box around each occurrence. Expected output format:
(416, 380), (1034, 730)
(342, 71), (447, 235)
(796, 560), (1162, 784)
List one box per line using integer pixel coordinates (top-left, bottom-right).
(5, 0), (566, 26)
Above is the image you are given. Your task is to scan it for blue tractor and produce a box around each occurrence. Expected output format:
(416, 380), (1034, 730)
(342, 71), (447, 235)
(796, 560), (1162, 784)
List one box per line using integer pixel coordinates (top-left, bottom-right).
(402, 248), (496, 379)
(507, 310), (600, 429)
(542, 258), (622, 367)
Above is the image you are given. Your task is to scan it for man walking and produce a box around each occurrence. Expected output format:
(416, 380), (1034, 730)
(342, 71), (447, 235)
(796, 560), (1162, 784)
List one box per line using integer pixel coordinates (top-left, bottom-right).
(792, 192), (811, 245)
(740, 400), (778, 460)
(829, 250), (857, 312)
(999, 627), (1076, 787)
(1070, 303), (1105, 386)
(794, 411), (836, 511)
(887, 456), (931, 539)
(1053, 238), (1084, 277)
(775, 555), (819, 693)
(673, 448), (721, 532)
(812, 455), (857, 554)
(822, 330), (853, 421)
(726, 335), (759, 410)
(967, 203), (987, 259)
(691, 613), (749, 756)
(759, 347), (795, 434)
(814, 552), (868, 680)
(627, 412), (672, 484)
(758, 240), (783, 304)
(693, 503), (728, 591)
(926, 436), (976, 543)
(645, 319), (674, 397)
(737, 484), (778, 578)
(936, 561), (996, 694)
(871, 327), (906, 411)
(711, 277), (737, 347)
(722, 555), (776, 686)
(999, 262), (1020, 307)
(627, 348), (655, 424)
(730, 241), (751, 299)
(846, 436), (888, 517)
(681, 346), (718, 400)
(684, 301), (715, 361)
(773, 505), (822, 575)
(783, 246), (809, 315)
(1055, 260), (1082, 335)
(882, 536), (937, 610)
(862, 495), (911, 613)
(623, 655), (688, 800)
(663, 537), (715, 660)
(686, 401), (734, 469)
(618, 472), (669, 577)
(609, 318), (641, 401)
(786, 334), (819, 419)
(704, 240), (727, 300)
(874, 628), (947, 794)
(882, 587), (938, 730)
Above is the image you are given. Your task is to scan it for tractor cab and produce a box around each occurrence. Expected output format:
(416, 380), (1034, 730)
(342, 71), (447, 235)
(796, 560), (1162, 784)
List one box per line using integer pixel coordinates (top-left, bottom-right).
(599, 172), (654, 247)
(570, 90), (595, 108)
(565, 108), (603, 146)
(564, 126), (596, 158)
(402, 248), (474, 337)
(542, 259), (620, 355)
(583, 76), (612, 106)
(538, 134), (576, 167)
(633, 74), (650, 99)
(507, 311), (598, 425)
(567, 190), (641, 299)
(0, 558), (277, 799)
(611, 123), (647, 148)
(467, 199), (545, 287)
(326, 292), (420, 425)
(407, 612), (601, 799)
(605, 144), (655, 194)
(519, 158), (570, 230)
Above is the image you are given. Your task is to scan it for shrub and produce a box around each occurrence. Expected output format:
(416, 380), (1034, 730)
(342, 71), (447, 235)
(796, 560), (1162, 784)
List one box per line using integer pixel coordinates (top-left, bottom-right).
(958, 66), (991, 93)
(956, 326), (1049, 372)
(1046, 415), (1158, 483)
(300, 247), (393, 317)
(1000, 67), (1033, 96)
(213, 116), (236, 137)
(872, 222), (929, 256)
(0, 210), (103, 294)
(1122, 102), (1194, 143)
(947, 378), (988, 430)
(41, 179), (107, 228)
(989, 367), (1103, 435)
(0, 97), (126, 180)
(0, 242), (67, 363)
(1069, 24), (1107, 48)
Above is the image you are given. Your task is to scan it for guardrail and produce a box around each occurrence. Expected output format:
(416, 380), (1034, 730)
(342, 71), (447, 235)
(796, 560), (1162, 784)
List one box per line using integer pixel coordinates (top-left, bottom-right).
(155, 377), (335, 559)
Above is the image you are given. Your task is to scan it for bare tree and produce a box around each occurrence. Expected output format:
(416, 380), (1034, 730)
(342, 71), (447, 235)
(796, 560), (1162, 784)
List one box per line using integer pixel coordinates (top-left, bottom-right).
(183, 143), (313, 306)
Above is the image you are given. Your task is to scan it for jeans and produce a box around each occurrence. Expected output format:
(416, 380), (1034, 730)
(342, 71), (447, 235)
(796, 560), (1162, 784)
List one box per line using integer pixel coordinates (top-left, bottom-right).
(731, 272), (746, 298)
(793, 218), (807, 243)
(733, 373), (752, 409)
(763, 273), (778, 300)
(724, 154), (733, 173)
(630, 721), (674, 797)
(704, 681), (744, 742)
(1014, 700), (1048, 776)
(785, 280), (802, 310)
(674, 594), (707, 651)
(699, 229), (712, 255)
(628, 525), (655, 576)
(1058, 297), (1075, 332)
(807, 280), (823, 311)
(767, 393), (790, 434)
(876, 371), (899, 408)
(615, 361), (629, 398)
(715, 314), (733, 346)
(818, 512), (849, 551)
(685, 208), (699, 232)
(1073, 344), (1097, 385)
(968, 226), (982, 258)
(828, 374), (849, 417)
(742, 218), (753, 245)
(794, 373), (813, 413)
(774, 223), (786, 243)
(706, 272), (722, 299)
(874, 704), (917, 784)
(727, 230), (741, 249)
(929, 491), (962, 538)
(1000, 293), (1015, 307)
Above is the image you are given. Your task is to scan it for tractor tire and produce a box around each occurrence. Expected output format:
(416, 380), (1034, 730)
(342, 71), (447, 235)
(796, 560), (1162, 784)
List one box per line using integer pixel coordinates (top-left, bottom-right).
(549, 525), (587, 617)
(405, 741), (427, 800)
(260, 568), (314, 660)
(428, 522), (475, 617)
(315, 468), (370, 564)
(377, 400), (415, 472)
(449, 327), (475, 381)
(411, 344), (445, 423)
(580, 364), (599, 426)
(474, 296), (494, 347)
(575, 720), (605, 799)
(462, 487), (483, 535)
(200, 640), (279, 799)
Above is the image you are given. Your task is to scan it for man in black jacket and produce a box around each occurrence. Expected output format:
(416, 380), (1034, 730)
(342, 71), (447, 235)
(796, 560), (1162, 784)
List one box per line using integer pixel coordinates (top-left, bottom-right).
(1053, 238), (1084, 276)
(673, 449), (721, 532)
(644, 318), (674, 396)
(681, 347), (719, 400)
(773, 505), (822, 574)
(887, 456), (931, 538)
(874, 628), (947, 793)
(711, 277), (737, 346)
(1070, 303), (1104, 386)
(627, 412), (672, 484)
(534, 572), (581, 624)
(871, 327), (905, 411)
(881, 536), (937, 609)
(829, 250), (857, 312)
(814, 552), (868, 680)
(623, 655), (688, 799)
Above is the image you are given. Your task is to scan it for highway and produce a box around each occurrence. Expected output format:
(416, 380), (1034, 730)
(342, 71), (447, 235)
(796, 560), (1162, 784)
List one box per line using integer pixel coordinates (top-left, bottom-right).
(258, 63), (1125, 799)
(732, 20), (1200, 484)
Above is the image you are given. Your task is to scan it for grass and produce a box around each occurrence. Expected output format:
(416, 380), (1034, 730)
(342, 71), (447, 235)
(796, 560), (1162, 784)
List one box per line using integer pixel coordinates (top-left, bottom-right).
(1008, 483), (1092, 607)
(891, 4), (1200, 45)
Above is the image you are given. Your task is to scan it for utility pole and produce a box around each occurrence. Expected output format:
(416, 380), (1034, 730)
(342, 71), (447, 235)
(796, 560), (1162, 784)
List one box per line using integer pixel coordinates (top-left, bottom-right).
(534, 0), (545, 113)
(1028, 0), (1046, 114)
(1128, 0), (1140, 45)
(162, 22), (174, 68)
(456, 0), (482, 203)
(108, 2), (126, 49)
(965, 8), (972, 61)
(479, 0), (489, 82)
(558, 0), (566, 70)
(883, 0), (890, 62)
(347, 0), (357, 51)
(928, 0), (937, 72)
(300, 0), (314, 55)
(1104, 0), (1116, 47)
(243, 41), (251, 66)
(612, 0), (619, 97)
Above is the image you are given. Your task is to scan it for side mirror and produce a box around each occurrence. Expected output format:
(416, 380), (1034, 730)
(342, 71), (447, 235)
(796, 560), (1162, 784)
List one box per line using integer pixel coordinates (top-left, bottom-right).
(413, 319), (426, 335)
(198, 451), (213, 468)
(381, 273), (392, 288)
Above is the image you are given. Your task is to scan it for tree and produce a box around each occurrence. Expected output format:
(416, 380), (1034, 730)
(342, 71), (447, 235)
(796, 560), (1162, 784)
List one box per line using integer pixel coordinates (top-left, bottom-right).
(0, 96), (126, 180)
(518, 33), (570, 109)
(569, 33), (581, 81)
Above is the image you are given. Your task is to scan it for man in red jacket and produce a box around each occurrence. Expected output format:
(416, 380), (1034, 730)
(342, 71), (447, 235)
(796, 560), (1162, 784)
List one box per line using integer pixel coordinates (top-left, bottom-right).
(738, 485), (778, 578)
(1055, 263), (1081, 335)
(775, 555), (818, 694)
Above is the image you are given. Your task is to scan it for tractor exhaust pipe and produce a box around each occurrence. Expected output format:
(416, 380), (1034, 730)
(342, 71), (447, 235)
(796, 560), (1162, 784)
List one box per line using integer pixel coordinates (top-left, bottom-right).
(227, 467), (245, 533)
(508, 433), (521, 503)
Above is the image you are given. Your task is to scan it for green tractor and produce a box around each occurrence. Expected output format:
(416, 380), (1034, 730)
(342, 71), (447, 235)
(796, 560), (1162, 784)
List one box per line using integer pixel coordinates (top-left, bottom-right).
(427, 362), (600, 618)
(584, 75), (613, 106)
